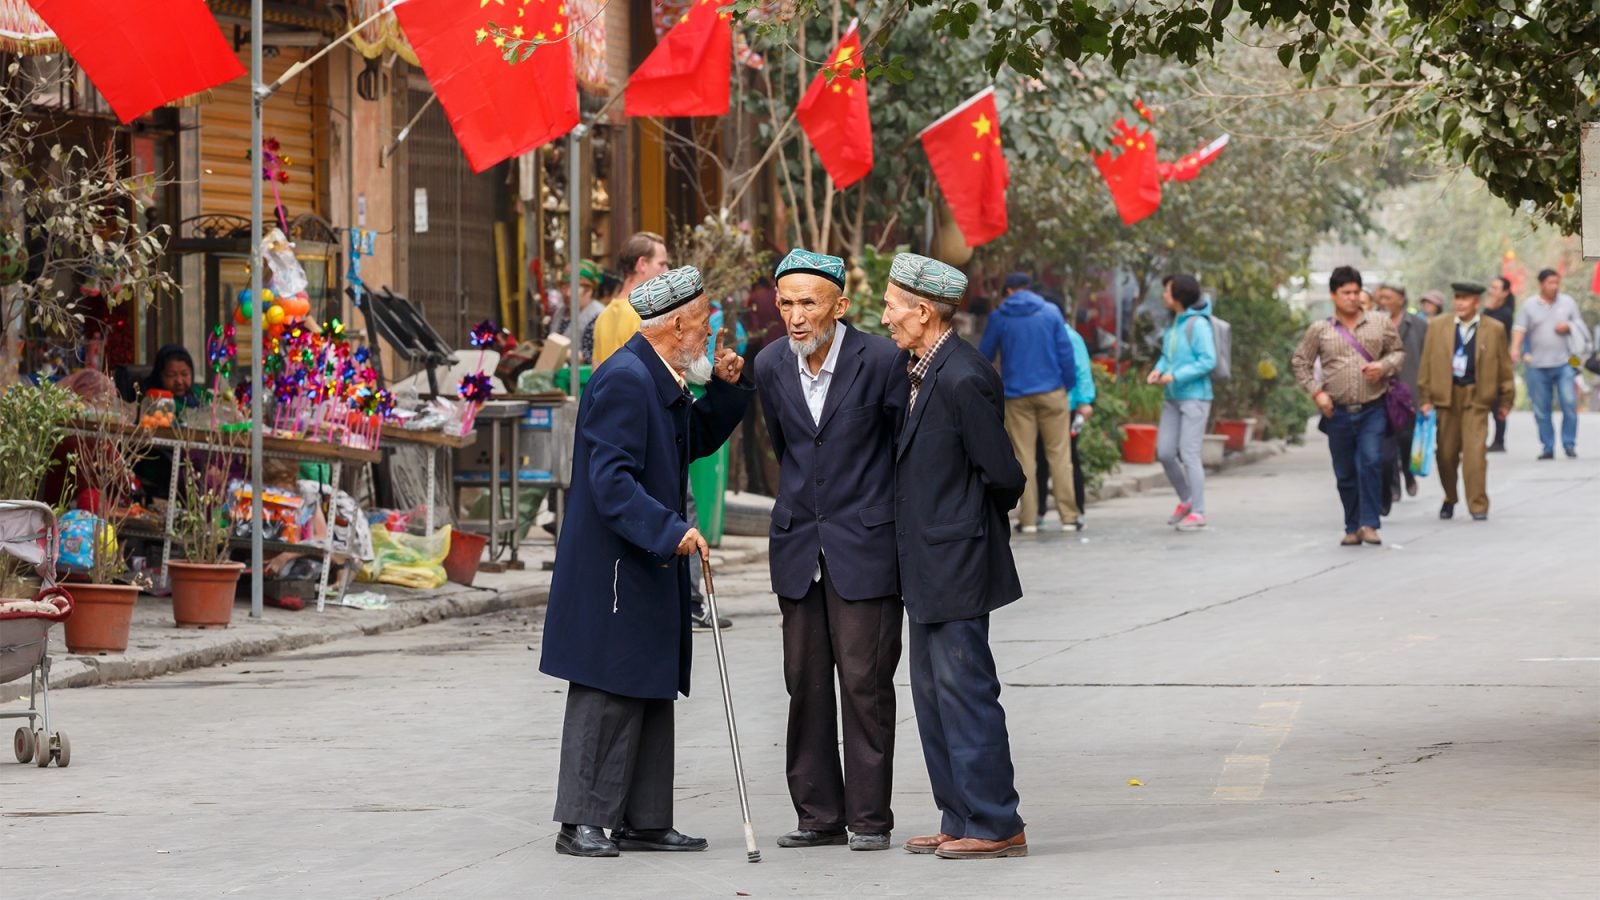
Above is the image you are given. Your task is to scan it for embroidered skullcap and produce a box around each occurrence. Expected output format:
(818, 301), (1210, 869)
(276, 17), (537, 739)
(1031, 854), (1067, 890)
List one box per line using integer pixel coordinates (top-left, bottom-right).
(774, 248), (846, 289)
(1449, 281), (1486, 297)
(629, 266), (705, 320)
(578, 259), (602, 287)
(889, 253), (967, 302)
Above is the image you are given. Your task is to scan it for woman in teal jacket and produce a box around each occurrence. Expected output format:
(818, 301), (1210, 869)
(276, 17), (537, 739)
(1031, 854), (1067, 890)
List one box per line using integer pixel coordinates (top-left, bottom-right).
(1148, 274), (1217, 530)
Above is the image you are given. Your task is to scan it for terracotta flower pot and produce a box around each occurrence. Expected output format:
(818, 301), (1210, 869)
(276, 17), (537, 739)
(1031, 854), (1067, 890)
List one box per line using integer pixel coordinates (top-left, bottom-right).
(1214, 419), (1250, 452)
(1120, 424), (1159, 464)
(168, 561), (244, 629)
(62, 583), (140, 655)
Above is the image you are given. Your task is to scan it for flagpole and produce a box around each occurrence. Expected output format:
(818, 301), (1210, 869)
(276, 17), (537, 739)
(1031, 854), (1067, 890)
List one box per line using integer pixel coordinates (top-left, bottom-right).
(265, 0), (411, 97)
(248, 0), (265, 618)
(567, 124), (586, 402)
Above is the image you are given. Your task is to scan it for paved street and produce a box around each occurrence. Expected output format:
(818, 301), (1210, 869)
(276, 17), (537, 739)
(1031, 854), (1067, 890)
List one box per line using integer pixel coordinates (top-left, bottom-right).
(3, 415), (1597, 898)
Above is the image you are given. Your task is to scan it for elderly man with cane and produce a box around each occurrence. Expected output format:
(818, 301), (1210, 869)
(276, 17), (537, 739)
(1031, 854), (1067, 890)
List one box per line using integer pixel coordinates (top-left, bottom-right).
(540, 266), (754, 858)
(755, 249), (907, 852)
(881, 253), (1030, 860)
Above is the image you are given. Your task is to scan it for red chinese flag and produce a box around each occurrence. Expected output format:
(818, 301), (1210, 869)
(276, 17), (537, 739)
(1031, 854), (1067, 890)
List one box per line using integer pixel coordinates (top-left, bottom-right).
(795, 22), (873, 189)
(919, 87), (1009, 247)
(625, 0), (732, 117)
(1160, 133), (1229, 183)
(396, 0), (579, 173)
(29, 0), (243, 123)
(1093, 119), (1162, 225)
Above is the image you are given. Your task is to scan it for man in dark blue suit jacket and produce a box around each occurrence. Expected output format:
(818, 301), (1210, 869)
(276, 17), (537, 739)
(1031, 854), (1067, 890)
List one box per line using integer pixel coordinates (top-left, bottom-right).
(881, 253), (1029, 860)
(540, 267), (754, 858)
(754, 249), (907, 852)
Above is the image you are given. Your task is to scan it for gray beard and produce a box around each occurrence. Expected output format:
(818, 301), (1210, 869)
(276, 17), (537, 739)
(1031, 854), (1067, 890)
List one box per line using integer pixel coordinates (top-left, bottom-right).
(683, 353), (714, 386)
(789, 322), (837, 360)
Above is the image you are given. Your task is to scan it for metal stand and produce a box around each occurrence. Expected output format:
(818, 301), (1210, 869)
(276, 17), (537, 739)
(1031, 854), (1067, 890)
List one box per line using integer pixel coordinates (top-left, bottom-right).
(315, 459), (343, 612)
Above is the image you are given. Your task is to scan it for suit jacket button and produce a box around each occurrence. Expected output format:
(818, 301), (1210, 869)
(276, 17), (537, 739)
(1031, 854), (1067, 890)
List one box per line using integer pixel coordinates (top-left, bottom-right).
(816, 477), (825, 485)
(818, 515), (828, 523)
(814, 437), (823, 446)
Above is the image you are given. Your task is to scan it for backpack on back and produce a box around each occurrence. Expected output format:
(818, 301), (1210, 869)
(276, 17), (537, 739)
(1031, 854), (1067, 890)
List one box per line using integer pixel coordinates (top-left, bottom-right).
(1185, 315), (1232, 381)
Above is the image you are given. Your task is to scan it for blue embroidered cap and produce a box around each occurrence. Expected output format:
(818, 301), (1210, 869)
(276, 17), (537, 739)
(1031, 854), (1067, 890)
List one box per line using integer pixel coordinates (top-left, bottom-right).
(774, 248), (847, 289)
(889, 253), (967, 301)
(629, 265), (705, 320)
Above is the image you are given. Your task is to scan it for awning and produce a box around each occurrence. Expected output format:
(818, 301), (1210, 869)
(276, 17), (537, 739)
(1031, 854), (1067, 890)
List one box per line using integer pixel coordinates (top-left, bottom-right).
(0, 0), (60, 54)
(347, 0), (417, 66)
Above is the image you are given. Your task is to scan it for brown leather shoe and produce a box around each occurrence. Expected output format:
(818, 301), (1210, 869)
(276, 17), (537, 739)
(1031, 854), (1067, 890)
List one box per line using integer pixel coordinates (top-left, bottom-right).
(934, 831), (1028, 859)
(1340, 533), (1361, 546)
(1358, 526), (1382, 545)
(903, 833), (958, 855)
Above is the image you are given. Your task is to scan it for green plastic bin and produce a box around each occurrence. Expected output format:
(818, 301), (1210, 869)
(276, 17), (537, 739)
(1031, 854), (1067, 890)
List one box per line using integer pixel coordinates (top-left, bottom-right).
(687, 384), (727, 545)
(552, 364), (593, 395)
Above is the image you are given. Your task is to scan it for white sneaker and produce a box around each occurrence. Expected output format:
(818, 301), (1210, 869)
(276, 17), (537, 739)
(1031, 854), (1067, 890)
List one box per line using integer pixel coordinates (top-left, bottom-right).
(1020, 525), (1039, 534)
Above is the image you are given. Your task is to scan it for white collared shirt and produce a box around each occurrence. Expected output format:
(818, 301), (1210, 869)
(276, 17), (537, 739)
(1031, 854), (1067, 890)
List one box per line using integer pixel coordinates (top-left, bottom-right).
(1455, 313), (1480, 346)
(797, 322), (847, 427)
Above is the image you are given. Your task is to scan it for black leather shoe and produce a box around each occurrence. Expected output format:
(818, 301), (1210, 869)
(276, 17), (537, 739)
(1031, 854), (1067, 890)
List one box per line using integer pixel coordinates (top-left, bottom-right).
(1538, 450), (1555, 460)
(1565, 446), (1578, 458)
(1471, 512), (1488, 521)
(1439, 503), (1454, 520)
(612, 826), (708, 852)
(1486, 442), (1506, 453)
(776, 828), (847, 848)
(690, 606), (732, 631)
(556, 824), (619, 858)
(849, 832), (892, 851)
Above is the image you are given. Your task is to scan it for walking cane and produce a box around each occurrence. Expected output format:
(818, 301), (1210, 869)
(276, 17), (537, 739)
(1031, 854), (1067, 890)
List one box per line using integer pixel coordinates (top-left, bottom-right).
(699, 553), (762, 863)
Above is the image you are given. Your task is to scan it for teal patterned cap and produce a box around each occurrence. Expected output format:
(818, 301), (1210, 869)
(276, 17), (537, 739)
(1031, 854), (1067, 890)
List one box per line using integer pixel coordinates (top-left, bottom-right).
(629, 265), (705, 320)
(774, 248), (846, 289)
(889, 253), (967, 301)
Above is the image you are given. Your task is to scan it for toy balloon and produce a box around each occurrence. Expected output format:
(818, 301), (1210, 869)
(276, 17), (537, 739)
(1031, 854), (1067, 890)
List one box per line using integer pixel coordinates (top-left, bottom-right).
(262, 288), (275, 304)
(233, 305), (249, 326)
(266, 305), (286, 326)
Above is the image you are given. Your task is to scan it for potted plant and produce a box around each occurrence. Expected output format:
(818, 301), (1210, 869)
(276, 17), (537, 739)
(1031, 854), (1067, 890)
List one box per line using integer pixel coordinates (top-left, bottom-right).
(0, 382), (79, 602)
(167, 427), (243, 628)
(1116, 380), (1166, 465)
(60, 398), (153, 654)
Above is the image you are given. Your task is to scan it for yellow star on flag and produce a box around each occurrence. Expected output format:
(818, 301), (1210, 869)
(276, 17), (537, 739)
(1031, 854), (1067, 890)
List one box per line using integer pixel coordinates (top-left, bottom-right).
(512, 25), (524, 37)
(474, 27), (488, 41)
(480, 0), (503, 6)
(534, 31), (546, 39)
(494, 35), (507, 47)
(971, 151), (982, 161)
(972, 114), (993, 139)
(846, 86), (855, 96)
(832, 83), (842, 93)
(552, 21), (564, 34)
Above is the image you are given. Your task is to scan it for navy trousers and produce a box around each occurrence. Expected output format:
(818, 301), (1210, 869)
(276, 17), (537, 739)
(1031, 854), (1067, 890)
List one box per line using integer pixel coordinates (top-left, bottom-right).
(908, 615), (1024, 841)
(1325, 403), (1386, 533)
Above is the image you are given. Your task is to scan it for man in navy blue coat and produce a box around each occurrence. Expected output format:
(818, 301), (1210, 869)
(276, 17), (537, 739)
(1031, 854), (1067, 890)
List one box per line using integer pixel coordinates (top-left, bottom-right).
(540, 266), (754, 858)
(754, 249), (907, 852)
(881, 253), (1029, 860)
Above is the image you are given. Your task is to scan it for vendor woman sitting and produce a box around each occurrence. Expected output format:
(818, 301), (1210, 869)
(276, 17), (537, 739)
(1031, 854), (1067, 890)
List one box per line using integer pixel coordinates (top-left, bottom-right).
(141, 344), (202, 407)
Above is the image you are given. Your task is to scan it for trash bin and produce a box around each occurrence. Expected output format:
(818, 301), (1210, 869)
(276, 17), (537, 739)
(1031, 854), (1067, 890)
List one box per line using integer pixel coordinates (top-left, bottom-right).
(687, 385), (727, 545)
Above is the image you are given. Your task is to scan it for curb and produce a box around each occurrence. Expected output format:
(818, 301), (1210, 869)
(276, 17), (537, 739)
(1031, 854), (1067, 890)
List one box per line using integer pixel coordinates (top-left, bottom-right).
(1088, 439), (1291, 504)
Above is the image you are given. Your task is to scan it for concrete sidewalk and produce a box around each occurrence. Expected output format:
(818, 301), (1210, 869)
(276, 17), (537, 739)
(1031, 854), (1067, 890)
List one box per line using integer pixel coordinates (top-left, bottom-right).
(4, 437), (1285, 702)
(3, 534), (768, 703)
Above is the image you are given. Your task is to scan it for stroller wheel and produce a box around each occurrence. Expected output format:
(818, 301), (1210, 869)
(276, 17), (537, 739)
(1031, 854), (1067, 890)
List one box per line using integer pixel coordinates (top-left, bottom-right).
(34, 730), (52, 767)
(13, 727), (34, 764)
(54, 731), (70, 767)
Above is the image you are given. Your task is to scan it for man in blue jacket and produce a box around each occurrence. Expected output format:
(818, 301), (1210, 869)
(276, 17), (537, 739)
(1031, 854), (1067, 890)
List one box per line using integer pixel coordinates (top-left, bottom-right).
(755, 249), (906, 852)
(978, 272), (1078, 532)
(540, 266), (754, 858)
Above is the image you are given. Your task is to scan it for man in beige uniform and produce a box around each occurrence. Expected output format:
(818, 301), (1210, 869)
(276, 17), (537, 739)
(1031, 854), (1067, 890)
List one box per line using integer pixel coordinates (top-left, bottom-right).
(1416, 281), (1514, 521)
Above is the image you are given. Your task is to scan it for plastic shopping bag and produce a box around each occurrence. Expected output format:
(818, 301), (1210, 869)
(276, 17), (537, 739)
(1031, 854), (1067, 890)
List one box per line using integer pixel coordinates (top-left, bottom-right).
(1410, 409), (1436, 477)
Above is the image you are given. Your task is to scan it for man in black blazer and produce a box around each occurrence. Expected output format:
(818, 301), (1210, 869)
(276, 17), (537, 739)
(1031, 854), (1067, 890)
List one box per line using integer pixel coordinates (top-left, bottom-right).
(754, 249), (906, 852)
(880, 252), (1028, 860)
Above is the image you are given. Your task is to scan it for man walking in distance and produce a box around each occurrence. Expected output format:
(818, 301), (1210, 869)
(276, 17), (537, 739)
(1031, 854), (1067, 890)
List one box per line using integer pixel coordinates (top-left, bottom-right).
(1291, 266), (1404, 546)
(754, 249), (906, 853)
(881, 253), (1029, 860)
(1417, 282), (1514, 521)
(540, 267), (753, 858)
(978, 272), (1079, 533)
(1375, 283), (1427, 509)
(1513, 268), (1585, 459)
(1482, 275), (1517, 452)
(592, 231), (669, 367)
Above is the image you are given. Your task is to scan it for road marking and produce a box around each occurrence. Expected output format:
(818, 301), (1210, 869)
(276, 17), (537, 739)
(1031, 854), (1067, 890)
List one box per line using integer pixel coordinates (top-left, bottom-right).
(1519, 657), (1600, 662)
(1212, 692), (1303, 802)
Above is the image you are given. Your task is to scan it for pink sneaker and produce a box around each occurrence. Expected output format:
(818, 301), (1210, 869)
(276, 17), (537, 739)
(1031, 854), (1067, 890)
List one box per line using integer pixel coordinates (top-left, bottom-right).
(1176, 513), (1207, 531)
(1167, 503), (1192, 526)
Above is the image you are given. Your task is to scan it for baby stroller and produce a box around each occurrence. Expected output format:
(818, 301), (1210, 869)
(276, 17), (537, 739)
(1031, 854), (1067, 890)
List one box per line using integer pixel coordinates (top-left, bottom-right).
(0, 501), (74, 767)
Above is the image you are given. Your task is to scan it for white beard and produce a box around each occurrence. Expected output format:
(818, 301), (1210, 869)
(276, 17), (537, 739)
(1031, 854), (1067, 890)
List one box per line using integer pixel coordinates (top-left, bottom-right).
(683, 353), (714, 386)
(789, 321), (837, 359)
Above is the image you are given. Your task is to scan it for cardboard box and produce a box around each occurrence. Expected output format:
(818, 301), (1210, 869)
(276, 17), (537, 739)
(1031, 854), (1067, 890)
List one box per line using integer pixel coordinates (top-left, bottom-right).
(533, 333), (571, 370)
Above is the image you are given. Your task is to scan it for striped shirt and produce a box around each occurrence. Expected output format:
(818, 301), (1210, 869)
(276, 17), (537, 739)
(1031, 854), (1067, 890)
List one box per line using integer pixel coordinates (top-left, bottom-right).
(1290, 312), (1404, 407)
(907, 327), (955, 414)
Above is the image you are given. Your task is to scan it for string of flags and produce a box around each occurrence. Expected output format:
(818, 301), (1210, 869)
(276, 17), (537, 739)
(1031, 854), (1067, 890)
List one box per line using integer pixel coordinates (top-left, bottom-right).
(19, 0), (1227, 247)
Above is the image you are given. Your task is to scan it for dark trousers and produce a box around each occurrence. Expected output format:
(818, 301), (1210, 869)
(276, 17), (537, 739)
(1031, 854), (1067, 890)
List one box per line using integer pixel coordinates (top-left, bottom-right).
(1381, 418), (1416, 503)
(908, 615), (1024, 841)
(778, 559), (903, 833)
(1325, 403), (1386, 533)
(553, 682), (674, 830)
(1033, 433), (1087, 521)
(1491, 411), (1507, 448)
